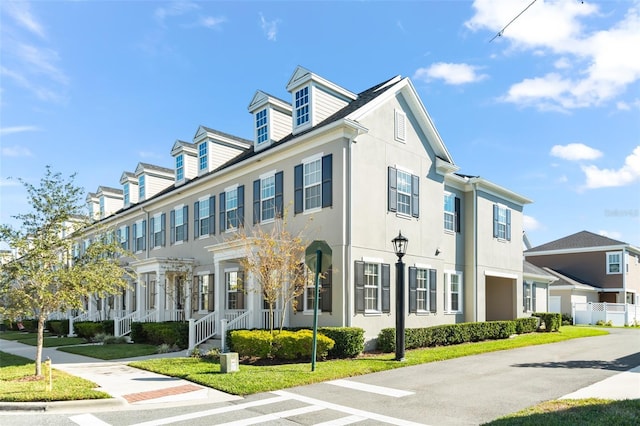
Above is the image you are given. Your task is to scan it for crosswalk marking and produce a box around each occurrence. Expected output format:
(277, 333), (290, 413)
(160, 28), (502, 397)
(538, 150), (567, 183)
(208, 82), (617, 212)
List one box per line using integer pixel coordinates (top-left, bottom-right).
(215, 405), (325, 426)
(327, 379), (414, 397)
(69, 414), (111, 426)
(314, 414), (367, 425)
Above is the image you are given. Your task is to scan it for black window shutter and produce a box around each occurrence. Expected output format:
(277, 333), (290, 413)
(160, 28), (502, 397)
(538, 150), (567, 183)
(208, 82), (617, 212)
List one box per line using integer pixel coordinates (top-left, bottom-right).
(429, 269), (437, 313)
(523, 282), (527, 310)
(322, 154), (332, 208)
(455, 197), (461, 233)
(237, 185), (245, 227)
(125, 225), (129, 250)
(219, 192), (226, 232)
(161, 213), (166, 246)
(321, 266), (332, 312)
(209, 196), (215, 235)
(208, 274), (215, 311)
(141, 220), (146, 250)
(408, 267), (417, 313)
(532, 283), (537, 312)
(183, 205), (189, 241)
(294, 164), (303, 214)
(493, 204), (499, 238)
(275, 171), (283, 218)
(506, 208), (511, 241)
(132, 223), (137, 250)
(382, 263), (391, 313)
(149, 217), (155, 248)
(253, 179), (260, 225)
(411, 174), (419, 218)
(170, 210), (175, 244)
(388, 167), (397, 212)
(355, 261), (365, 314)
(194, 201), (200, 238)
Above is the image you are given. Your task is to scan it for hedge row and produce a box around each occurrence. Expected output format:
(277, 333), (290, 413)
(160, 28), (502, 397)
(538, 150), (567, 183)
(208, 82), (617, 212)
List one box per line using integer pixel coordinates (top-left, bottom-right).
(318, 327), (365, 358)
(229, 329), (335, 360)
(377, 318), (541, 353)
(74, 321), (114, 340)
(532, 312), (562, 332)
(130, 321), (189, 348)
(46, 320), (70, 336)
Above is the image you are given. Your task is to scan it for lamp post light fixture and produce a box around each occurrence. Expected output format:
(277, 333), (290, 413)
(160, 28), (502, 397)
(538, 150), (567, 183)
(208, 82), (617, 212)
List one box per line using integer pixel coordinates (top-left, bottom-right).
(392, 231), (408, 361)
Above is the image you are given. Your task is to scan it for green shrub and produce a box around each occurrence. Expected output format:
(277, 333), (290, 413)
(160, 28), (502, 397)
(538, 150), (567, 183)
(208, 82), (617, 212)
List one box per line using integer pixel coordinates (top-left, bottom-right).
(74, 321), (105, 340)
(532, 312), (562, 332)
(561, 313), (573, 325)
(137, 322), (188, 348)
(273, 330), (335, 360)
(515, 317), (538, 334)
(318, 327), (364, 358)
(14, 319), (38, 332)
(46, 319), (70, 336)
(230, 330), (273, 358)
(130, 322), (145, 343)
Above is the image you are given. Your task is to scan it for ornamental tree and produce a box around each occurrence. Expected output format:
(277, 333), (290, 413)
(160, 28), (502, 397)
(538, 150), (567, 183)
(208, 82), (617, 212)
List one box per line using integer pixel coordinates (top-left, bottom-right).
(0, 167), (132, 376)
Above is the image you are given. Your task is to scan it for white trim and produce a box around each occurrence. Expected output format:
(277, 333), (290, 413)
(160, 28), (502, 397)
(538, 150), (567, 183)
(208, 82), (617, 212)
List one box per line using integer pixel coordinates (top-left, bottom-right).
(526, 245), (630, 257)
(301, 152), (323, 164)
(259, 169), (277, 180)
(394, 164), (415, 175)
(414, 263), (432, 269)
(224, 183), (239, 193)
(606, 251), (623, 275)
(484, 270), (518, 279)
(362, 256), (384, 263)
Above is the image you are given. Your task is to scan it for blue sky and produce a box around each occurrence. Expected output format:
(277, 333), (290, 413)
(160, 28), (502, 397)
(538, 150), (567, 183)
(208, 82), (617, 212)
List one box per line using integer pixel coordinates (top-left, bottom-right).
(1, 0), (639, 248)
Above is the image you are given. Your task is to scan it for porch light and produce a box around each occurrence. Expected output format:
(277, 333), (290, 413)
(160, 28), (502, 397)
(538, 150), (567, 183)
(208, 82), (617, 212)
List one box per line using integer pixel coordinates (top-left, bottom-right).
(392, 231), (408, 259)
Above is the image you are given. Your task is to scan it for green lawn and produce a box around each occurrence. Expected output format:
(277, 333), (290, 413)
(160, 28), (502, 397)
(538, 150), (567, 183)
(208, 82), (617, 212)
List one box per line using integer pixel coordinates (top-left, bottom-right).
(130, 326), (609, 395)
(57, 343), (160, 360)
(0, 330), (86, 347)
(0, 351), (110, 402)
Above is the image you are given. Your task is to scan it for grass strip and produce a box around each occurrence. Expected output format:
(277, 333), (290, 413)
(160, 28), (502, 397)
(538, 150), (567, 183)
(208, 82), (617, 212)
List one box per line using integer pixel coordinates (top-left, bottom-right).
(57, 343), (159, 360)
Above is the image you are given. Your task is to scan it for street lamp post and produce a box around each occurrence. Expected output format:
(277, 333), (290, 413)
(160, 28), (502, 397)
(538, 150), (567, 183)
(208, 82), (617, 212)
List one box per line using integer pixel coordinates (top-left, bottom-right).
(392, 231), (408, 361)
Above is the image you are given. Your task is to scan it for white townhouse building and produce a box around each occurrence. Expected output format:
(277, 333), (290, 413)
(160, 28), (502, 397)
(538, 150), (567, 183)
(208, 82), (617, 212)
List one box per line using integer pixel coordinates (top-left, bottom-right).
(76, 66), (534, 347)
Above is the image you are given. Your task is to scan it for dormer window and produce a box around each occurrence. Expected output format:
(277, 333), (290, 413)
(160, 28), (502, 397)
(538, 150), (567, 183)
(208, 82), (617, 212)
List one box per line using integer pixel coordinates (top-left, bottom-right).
(198, 142), (208, 171)
(99, 197), (105, 218)
(256, 109), (268, 144)
(123, 183), (130, 206)
(295, 87), (309, 126)
(138, 175), (145, 200)
(176, 154), (184, 181)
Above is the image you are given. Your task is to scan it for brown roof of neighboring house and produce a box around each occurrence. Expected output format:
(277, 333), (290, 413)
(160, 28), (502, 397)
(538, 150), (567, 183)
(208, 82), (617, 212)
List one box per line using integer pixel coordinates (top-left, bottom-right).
(526, 230), (627, 253)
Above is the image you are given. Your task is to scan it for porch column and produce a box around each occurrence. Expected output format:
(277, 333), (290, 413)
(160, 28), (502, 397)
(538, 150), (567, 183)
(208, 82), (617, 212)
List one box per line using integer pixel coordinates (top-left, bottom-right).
(185, 272), (193, 319)
(156, 270), (166, 322)
(246, 271), (257, 329)
(136, 273), (144, 318)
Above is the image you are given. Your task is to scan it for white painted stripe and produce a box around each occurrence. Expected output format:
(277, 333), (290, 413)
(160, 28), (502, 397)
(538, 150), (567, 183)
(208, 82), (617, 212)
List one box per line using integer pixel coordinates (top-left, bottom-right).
(275, 391), (427, 426)
(69, 414), (111, 426)
(327, 379), (414, 397)
(314, 414), (367, 425)
(128, 395), (289, 426)
(216, 405), (324, 426)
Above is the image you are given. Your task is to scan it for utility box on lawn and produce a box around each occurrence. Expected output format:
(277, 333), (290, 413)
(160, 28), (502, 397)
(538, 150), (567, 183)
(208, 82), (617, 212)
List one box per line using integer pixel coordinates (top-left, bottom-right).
(220, 352), (239, 373)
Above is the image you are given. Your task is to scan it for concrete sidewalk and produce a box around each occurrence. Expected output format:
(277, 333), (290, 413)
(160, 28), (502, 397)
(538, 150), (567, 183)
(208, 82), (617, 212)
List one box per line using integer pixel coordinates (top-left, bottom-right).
(0, 338), (241, 412)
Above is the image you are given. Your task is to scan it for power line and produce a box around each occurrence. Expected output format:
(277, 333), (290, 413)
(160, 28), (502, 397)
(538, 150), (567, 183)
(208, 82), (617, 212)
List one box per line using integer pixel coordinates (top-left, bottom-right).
(490, 0), (538, 43)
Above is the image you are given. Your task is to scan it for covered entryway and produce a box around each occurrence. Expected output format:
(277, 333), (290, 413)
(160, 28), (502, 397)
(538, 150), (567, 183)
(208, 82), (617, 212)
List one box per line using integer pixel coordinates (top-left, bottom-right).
(485, 274), (516, 321)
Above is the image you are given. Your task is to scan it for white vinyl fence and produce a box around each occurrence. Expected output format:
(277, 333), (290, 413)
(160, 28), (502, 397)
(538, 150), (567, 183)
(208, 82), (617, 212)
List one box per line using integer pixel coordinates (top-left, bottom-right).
(572, 302), (640, 326)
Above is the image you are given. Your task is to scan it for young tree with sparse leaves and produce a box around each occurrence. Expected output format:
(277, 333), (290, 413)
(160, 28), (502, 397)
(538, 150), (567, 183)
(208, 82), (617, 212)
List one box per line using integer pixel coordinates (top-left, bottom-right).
(233, 213), (309, 334)
(0, 167), (132, 376)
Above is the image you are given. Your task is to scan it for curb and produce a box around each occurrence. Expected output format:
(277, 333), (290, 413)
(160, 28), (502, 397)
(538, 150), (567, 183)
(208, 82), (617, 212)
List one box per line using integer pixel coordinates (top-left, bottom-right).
(0, 397), (125, 412)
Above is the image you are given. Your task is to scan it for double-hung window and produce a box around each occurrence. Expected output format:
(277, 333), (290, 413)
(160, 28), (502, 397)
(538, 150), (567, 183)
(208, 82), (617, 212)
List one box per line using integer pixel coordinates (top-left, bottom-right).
(150, 213), (165, 248)
(523, 281), (536, 312)
(606, 251), (622, 274)
(123, 183), (130, 206)
(388, 166), (419, 218)
(493, 204), (511, 241)
(175, 154), (184, 181)
(133, 219), (146, 252)
(198, 142), (208, 171)
(226, 271), (244, 310)
(138, 175), (145, 200)
(294, 154), (332, 214)
(117, 225), (129, 250)
(409, 267), (437, 313)
(295, 87), (309, 127)
(444, 271), (463, 314)
(197, 274), (214, 312)
(253, 172), (283, 224)
(256, 109), (268, 144)
(296, 265), (332, 313)
(170, 205), (188, 244)
(194, 196), (215, 238)
(219, 186), (244, 232)
(355, 260), (390, 314)
(99, 197), (105, 218)
(444, 193), (461, 232)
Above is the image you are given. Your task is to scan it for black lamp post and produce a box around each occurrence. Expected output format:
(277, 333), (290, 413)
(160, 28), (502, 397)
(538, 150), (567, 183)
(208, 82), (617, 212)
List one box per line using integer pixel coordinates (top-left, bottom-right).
(392, 230), (408, 361)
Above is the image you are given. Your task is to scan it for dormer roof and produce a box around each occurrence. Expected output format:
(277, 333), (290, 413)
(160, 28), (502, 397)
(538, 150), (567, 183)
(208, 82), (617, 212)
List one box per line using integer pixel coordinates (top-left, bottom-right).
(134, 162), (173, 177)
(286, 66), (357, 101)
(97, 186), (123, 196)
(248, 90), (292, 114)
(193, 125), (252, 150)
(120, 171), (136, 184)
(170, 139), (197, 156)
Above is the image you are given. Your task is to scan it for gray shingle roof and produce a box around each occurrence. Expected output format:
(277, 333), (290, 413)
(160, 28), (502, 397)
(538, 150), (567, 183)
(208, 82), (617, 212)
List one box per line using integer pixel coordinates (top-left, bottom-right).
(523, 260), (553, 277)
(526, 230), (627, 253)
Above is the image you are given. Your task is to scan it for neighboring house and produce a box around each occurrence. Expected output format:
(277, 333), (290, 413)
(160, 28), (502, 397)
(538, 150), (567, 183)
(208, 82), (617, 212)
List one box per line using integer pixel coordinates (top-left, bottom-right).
(75, 66), (533, 347)
(522, 261), (557, 314)
(525, 231), (640, 311)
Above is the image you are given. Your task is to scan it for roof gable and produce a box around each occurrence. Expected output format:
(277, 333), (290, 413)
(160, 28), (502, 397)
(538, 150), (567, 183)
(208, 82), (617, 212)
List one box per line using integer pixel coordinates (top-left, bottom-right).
(527, 230), (628, 253)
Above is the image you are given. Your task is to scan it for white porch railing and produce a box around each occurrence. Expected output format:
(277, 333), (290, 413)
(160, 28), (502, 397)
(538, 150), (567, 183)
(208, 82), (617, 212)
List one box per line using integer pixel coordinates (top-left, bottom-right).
(188, 311), (219, 351)
(138, 309), (157, 324)
(114, 311), (138, 337)
(68, 311), (101, 337)
(224, 310), (250, 330)
(162, 309), (185, 322)
(573, 302), (640, 326)
(261, 309), (282, 330)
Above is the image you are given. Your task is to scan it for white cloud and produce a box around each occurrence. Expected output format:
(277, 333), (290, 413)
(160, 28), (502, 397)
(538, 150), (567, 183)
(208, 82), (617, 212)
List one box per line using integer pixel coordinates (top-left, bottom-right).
(581, 145), (640, 188)
(200, 16), (226, 29)
(259, 13), (280, 41)
(598, 230), (622, 240)
(1, 145), (32, 157)
(466, 0), (640, 110)
(550, 143), (603, 161)
(2, 1), (46, 39)
(523, 215), (542, 231)
(154, 1), (200, 27)
(0, 178), (20, 188)
(0, 126), (39, 136)
(414, 63), (488, 85)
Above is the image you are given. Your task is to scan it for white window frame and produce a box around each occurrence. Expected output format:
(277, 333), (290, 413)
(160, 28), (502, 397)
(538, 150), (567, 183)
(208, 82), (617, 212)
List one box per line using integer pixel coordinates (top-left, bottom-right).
(496, 205), (508, 240)
(225, 269), (241, 310)
(198, 196), (210, 237)
(118, 225), (128, 248)
(260, 174), (276, 222)
(225, 187), (239, 231)
(256, 108), (268, 144)
(198, 142), (208, 171)
(415, 268), (430, 312)
(523, 281), (533, 312)
(444, 271), (463, 314)
(152, 213), (162, 248)
(303, 157), (322, 212)
(364, 262), (381, 313)
(176, 154), (184, 181)
(138, 175), (145, 201)
(197, 274), (212, 313)
(134, 220), (144, 252)
(174, 205), (186, 243)
(99, 197), (105, 218)
(123, 183), (130, 206)
(396, 170), (412, 216)
(606, 251), (622, 274)
(295, 86), (310, 127)
(444, 192), (455, 232)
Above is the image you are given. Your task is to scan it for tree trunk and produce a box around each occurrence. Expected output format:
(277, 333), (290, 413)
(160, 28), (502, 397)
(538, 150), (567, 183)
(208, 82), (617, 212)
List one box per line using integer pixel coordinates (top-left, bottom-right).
(35, 315), (46, 377)
(279, 301), (288, 333)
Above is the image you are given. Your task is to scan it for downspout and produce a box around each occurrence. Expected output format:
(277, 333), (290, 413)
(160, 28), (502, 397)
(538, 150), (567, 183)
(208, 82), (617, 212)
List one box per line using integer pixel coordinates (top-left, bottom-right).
(622, 247), (627, 324)
(472, 181), (478, 322)
(345, 133), (356, 327)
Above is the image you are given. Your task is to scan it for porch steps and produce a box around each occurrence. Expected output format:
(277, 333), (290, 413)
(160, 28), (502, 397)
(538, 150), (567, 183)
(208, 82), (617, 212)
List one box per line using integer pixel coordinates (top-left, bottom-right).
(196, 338), (223, 354)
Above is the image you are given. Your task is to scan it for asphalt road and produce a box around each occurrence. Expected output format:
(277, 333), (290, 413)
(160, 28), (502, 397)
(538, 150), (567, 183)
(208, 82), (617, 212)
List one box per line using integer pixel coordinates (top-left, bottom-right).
(1, 327), (639, 425)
